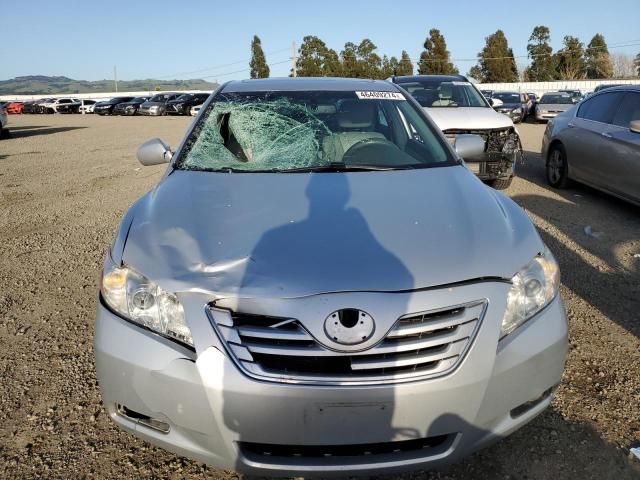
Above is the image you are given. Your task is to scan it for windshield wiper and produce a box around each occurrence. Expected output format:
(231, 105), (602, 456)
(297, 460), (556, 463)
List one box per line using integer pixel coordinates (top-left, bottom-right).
(282, 163), (416, 173)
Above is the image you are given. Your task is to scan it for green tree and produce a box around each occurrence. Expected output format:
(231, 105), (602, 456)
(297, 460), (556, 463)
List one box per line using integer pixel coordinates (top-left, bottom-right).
(249, 35), (269, 79)
(397, 51), (414, 76)
(473, 30), (518, 82)
(585, 34), (613, 79)
(296, 36), (342, 77)
(636, 52), (640, 76)
(555, 36), (585, 80)
(467, 65), (483, 81)
(381, 55), (399, 78)
(526, 25), (557, 81)
(418, 29), (458, 74)
(356, 39), (383, 79)
(340, 42), (359, 77)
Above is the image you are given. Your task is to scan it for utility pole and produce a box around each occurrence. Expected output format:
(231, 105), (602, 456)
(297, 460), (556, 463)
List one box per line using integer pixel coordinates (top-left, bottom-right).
(114, 65), (118, 92)
(291, 41), (298, 77)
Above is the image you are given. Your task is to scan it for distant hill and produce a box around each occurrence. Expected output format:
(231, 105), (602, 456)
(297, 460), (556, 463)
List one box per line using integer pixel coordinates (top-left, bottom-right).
(0, 75), (219, 95)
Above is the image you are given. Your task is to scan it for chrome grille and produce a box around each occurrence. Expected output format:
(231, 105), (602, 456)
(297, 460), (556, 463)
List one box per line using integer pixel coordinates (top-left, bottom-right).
(207, 300), (486, 385)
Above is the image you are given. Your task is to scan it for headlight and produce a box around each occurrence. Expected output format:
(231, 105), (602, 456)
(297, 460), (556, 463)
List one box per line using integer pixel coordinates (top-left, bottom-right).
(149, 105), (159, 110)
(501, 247), (560, 338)
(512, 107), (522, 114)
(100, 254), (193, 347)
(501, 133), (519, 154)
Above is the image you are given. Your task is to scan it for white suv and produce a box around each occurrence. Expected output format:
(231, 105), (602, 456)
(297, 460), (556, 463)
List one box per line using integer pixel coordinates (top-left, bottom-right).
(41, 98), (81, 114)
(392, 75), (522, 189)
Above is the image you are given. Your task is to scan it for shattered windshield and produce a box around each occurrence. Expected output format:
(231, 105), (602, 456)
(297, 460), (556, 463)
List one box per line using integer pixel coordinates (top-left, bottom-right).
(177, 90), (452, 172)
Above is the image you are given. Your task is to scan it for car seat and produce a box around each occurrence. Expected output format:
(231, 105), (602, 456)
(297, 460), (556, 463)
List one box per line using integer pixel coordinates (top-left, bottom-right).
(322, 100), (385, 161)
(432, 84), (455, 107)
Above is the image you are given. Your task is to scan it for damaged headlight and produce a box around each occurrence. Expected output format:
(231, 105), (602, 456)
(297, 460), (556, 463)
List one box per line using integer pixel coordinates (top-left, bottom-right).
(100, 254), (193, 346)
(501, 247), (560, 338)
(502, 134), (519, 154)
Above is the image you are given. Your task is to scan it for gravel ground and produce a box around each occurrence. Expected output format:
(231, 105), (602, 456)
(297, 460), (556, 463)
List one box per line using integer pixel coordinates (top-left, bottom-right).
(0, 114), (638, 479)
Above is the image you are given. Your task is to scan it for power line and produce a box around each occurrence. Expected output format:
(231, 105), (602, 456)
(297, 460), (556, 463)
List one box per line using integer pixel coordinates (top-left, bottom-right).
(199, 58), (291, 80)
(155, 47), (291, 79)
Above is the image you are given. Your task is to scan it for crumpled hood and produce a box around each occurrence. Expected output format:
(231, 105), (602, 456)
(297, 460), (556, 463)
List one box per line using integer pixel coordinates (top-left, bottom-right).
(121, 167), (542, 298)
(424, 107), (513, 131)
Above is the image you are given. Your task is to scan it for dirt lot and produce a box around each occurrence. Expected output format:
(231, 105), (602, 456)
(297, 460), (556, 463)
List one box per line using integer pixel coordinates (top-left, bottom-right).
(0, 114), (639, 479)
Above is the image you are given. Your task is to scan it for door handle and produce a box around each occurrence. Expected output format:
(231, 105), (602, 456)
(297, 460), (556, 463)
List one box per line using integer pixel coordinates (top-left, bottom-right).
(567, 123), (575, 128)
(601, 132), (613, 138)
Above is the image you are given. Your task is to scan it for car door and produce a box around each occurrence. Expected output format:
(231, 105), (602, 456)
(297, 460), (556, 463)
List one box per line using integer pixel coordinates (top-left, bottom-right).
(598, 91), (640, 202)
(561, 91), (624, 183)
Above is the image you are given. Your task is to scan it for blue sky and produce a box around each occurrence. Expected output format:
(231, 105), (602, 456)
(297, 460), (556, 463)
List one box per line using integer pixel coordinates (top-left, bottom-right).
(3, 0), (640, 81)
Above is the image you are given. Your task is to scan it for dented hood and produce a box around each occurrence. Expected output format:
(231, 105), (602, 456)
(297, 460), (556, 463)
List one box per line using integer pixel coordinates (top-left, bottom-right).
(424, 107), (513, 131)
(121, 167), (542, 298)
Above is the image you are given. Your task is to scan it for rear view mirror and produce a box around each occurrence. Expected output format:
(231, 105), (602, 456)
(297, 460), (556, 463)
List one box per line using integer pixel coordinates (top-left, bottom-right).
(630, 120), (640, 134)
(454, 134), (485, 159)
(137, 138), (172, 166)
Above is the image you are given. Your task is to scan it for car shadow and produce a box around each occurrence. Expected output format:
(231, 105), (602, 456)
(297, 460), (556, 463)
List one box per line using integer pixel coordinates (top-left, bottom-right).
(513, 149), (640, 338)
(7, 126), (88, 138)
(6, 125), (50, 131)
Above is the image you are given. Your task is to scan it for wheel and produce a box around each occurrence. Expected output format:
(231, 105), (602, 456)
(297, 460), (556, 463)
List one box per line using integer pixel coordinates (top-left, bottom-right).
(487, 177), (513, 190)
(546, 144), (571, 188)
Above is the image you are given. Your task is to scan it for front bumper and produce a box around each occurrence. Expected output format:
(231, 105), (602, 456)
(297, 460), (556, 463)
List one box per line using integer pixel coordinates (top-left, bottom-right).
(94, 282), (567, 476)
(535, 112), (558, 122)
(139, 108), (164, 116)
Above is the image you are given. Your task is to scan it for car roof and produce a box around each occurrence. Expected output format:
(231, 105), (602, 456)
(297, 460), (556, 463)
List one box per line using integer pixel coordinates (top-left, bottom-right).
(222, 77), (401, 92)
(541, 91), (572, 95)
(595, 84), (640, 92)
(392, 74), (468, 83)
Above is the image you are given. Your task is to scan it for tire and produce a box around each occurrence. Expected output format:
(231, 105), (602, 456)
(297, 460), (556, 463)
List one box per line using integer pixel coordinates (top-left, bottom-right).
(546, 144), (571, 188)
(487, 177), (513, 190)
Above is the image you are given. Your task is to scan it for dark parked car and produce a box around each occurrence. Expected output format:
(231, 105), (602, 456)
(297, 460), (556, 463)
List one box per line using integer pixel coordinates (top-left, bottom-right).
(165, 93), (210, 115)
(94, 96), (135, 115)
(542, 85), (640, 206)
(491, 92), (530, 123)
(21, 100), (40, 114)
(138, 93), (181, 116)
(113, 97), (149, 116)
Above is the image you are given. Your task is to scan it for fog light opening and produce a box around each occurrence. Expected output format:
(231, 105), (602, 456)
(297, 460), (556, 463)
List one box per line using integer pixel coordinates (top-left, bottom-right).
(116, 404), (170, 433)
(510, 386), (555, 418)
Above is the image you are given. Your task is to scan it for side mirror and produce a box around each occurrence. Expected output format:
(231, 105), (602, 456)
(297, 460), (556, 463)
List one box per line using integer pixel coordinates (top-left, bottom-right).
(630, 120), (640, 134)
(137, 138), (172, 166)
(489, 98), (503, 107)
(454, 134), (485, 159)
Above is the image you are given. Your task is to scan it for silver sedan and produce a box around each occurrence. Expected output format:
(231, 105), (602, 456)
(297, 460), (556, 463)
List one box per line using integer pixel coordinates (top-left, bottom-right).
(95, 77), (567, 477)
(542, 85), (640, 206)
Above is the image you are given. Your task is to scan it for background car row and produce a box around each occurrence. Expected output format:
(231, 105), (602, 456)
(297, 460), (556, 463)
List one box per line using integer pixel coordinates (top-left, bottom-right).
(1, 92), (211, 116)
(480, 89), (585, 123)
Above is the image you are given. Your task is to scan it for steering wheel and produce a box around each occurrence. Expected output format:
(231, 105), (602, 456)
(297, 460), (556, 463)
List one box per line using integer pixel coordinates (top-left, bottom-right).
(342, 137), (398, 165)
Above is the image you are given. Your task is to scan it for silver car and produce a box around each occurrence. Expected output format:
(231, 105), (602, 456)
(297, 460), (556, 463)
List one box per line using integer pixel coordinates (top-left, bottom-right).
(138, 92), (181, 116)
(542, 85), (640, 206)
(535, 92), (576, 122)
(95, 77), (568, 477)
